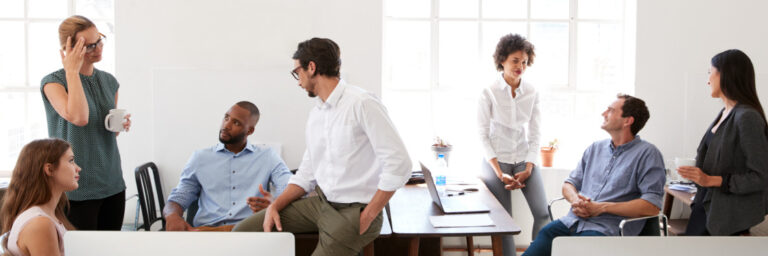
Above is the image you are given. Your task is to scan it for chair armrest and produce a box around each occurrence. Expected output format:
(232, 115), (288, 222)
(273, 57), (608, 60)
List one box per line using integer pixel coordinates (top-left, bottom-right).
(618, 213), (668, 236)
(547, 197), (566, 221)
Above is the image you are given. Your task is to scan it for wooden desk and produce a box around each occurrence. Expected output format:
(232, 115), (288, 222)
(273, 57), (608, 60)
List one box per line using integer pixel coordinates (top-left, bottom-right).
(662, 185), (695, 235)
(388, 181), (521, 256)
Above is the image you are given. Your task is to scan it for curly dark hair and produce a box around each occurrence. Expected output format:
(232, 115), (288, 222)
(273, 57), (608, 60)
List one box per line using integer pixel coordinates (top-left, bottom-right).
(493, 34), (535, 71)
(292, 38), (341, 78)
(617, 94), (650, 136)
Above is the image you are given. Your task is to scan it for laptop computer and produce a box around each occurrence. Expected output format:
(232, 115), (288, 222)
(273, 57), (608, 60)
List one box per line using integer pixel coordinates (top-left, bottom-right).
(420, 162), (490, 214)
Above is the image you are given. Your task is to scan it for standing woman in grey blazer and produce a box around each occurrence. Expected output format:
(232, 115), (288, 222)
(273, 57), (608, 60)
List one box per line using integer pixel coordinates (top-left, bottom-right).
(678, 49), (768, 236)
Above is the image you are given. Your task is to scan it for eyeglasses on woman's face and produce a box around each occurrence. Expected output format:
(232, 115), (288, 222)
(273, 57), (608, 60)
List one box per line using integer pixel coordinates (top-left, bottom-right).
(85, 36), (105, 53)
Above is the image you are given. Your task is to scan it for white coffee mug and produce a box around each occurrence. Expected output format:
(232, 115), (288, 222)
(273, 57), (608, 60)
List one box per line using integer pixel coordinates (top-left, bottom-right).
(104, 109), (127, 132)
(674, 157), (696, 182)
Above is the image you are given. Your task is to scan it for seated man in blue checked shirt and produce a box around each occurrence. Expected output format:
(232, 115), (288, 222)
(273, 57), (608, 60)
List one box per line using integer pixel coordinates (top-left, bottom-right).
(162, 101), (292, 231)
(523, 94), (666, 256)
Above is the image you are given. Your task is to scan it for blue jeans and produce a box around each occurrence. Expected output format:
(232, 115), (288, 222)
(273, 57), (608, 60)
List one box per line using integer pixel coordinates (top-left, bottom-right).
(522, 220), (606, 256)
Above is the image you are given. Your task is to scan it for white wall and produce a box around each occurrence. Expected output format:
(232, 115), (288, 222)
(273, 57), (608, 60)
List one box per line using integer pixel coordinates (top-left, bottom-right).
(636, 0), (768, 166)
(636, 0), (768, 233)
(114, 0), (382, 224)
(109, 0), (768, 246)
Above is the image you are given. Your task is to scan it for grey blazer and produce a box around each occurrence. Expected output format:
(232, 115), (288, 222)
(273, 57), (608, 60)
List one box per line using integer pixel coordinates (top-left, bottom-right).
(696, 104), (768, 235)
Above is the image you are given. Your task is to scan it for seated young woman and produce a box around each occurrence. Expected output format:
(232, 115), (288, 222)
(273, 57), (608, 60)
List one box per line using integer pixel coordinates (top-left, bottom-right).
(1, 138), (80, 256)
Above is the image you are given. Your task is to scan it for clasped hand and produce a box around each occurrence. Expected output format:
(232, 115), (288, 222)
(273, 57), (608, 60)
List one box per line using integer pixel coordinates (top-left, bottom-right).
(502, 168), (532, 190)
(571, 195), (604, 218)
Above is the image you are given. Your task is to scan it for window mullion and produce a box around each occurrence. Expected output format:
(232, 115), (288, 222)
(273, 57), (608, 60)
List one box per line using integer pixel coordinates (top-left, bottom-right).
(568, 0), (578, 89)
(430, 0), (439, 135)
(23, 0), (30, 89)
(69, 0), (76, 15)
(477, 0), (483, 75)
(526, 0), (531, 36)
(431, 0), (439, 91)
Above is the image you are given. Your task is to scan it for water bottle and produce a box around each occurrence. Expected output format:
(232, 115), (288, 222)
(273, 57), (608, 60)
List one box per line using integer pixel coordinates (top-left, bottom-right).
(434, 154), (448, 196)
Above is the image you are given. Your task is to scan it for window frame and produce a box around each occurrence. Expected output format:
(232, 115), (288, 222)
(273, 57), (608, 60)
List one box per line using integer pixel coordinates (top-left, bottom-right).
(384, 0), (631, 91)
(0, 0), (115, 172)
(382, 0), (636, 168)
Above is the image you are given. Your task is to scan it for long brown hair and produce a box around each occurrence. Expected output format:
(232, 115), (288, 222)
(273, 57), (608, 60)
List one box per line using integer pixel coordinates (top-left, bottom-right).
(58, 15), (101, 50)
(1, 138), (75, 234)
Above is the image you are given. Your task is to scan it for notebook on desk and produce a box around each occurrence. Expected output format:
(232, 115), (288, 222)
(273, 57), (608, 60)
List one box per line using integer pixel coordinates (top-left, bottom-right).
(420, 162), (490, 214)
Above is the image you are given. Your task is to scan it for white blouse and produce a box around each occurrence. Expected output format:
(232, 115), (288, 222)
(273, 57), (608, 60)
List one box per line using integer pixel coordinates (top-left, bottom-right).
(477, 75), (541, 165)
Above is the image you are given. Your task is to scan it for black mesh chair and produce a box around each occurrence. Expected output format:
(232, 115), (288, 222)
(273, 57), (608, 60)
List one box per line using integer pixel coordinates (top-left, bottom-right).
(135, 162), (166, 231)
(548, 197), (668, 236)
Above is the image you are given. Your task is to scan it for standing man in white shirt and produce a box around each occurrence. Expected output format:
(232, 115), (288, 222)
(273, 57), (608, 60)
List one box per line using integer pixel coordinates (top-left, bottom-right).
(478, 34), (549, 256)
(233, 38), (412, 256)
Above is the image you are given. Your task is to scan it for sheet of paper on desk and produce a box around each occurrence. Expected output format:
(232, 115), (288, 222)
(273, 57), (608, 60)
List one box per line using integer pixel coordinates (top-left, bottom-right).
(429, 214), (495, 228)
(446, 175), (478, 185)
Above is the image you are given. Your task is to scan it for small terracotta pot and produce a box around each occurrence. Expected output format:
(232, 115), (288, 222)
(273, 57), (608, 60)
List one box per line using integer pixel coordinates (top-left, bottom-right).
(540, 147), (557, 167)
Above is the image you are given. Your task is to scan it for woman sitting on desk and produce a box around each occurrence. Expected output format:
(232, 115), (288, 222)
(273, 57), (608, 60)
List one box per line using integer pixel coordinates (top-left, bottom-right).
(678, 49), (768, 236)
(1, 138), (79, 256)
(478, 33), (549, 256)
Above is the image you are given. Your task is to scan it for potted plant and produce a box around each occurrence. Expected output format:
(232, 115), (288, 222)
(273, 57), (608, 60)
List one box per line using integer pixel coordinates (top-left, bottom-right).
(431, 136), (452, 164)
(540, 139), (559, 167)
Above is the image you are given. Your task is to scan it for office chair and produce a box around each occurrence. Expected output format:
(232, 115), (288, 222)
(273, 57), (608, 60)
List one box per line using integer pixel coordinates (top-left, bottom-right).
(548, 197), (668, 236)
(135, 162), (166, 231)
(186, 199), (198, 225)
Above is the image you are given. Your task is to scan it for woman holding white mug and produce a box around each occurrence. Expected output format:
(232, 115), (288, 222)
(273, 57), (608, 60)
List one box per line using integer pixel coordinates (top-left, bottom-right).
(678, 49), (768, 235)
(40, 15), (130, 230)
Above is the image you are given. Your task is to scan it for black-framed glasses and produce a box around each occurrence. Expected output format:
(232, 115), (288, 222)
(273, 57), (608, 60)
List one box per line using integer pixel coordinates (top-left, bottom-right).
(85, 34), (106, 53)
(290, 67), (301, 80)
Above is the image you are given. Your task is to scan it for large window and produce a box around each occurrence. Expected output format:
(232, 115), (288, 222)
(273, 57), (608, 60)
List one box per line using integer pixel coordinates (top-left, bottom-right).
(0, 0), (115, 171)
(383, 0), (636, 171)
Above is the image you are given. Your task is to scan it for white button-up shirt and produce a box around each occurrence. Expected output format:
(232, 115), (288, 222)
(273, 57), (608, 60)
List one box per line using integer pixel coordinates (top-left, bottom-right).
(289, 80), (412, 204)
(477, 75), (541, 165)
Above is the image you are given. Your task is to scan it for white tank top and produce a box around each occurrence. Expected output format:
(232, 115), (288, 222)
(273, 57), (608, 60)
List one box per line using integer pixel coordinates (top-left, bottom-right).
(7, 206), (67, 256)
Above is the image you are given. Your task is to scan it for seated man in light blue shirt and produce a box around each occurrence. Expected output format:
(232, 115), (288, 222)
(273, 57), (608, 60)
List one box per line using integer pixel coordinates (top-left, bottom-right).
(523, 94), (666, 256)
(163, 101), (292, 231)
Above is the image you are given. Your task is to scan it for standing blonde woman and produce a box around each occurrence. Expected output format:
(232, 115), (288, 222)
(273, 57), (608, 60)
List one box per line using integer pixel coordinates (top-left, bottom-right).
(478, 34), (549, 256)
(1, 138), (80, 256)
(40, 15), (129, 230)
